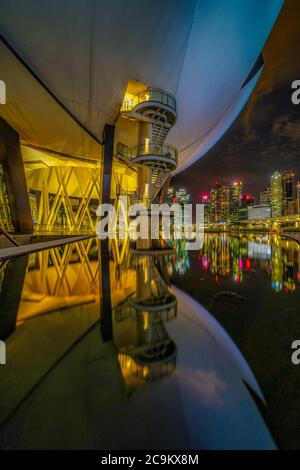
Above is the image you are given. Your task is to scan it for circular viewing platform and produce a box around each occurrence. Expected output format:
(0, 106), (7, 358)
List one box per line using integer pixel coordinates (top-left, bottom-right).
(121, 88), (177, 126)
(131, 143), (178, 172)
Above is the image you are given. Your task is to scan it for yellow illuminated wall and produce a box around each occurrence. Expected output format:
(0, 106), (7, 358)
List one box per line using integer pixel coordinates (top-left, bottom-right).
(22, 145), (102, 233)
(21, 142), (137, 234)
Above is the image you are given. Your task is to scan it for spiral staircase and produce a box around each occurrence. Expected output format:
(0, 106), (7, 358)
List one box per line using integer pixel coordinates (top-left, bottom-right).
(117, 88), (178, 200)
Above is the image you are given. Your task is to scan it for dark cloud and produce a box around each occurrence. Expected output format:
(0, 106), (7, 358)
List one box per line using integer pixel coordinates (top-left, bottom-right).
(173, 0), (300, 202)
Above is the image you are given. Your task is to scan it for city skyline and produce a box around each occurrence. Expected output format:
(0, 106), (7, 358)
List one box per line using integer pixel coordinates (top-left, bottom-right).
(173, 0), (300, 203)
(169, 167), (300, 224)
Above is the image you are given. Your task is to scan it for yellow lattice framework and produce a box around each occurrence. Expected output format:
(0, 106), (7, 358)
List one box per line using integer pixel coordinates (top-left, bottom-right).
(26, 166), (102, 233)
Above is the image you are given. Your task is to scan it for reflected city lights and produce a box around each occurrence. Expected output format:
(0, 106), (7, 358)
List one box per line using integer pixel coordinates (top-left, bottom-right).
(167, 234), (300, 294)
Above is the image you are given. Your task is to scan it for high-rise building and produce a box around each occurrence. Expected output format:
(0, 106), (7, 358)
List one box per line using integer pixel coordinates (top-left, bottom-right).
(239, 194), (255, 220)
(260, 187), (271, 205)
(230, 181), (242, 222)
(248, 205), (271, 220)
(209, 183), (220, 223)
(282, 170), (295, 215)
(271, 171), (283, 217)
(165, 187), (175, 205)
(175, 188), (191, 206)
(209, 183), (230, 223)
(200, 194), (211, 223)
(287, 200), (297, 215)
(165, 187), (191, 206)
(219, 186), (231, 222)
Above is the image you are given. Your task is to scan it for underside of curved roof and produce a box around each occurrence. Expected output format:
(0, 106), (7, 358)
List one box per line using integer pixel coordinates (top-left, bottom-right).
(0, 0), (284, 173)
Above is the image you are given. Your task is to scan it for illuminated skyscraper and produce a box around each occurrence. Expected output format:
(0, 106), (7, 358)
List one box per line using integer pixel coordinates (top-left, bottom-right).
(219, 186), (231, 222)
(209, 183), (220, 223)
(175, 188), (191, 205)
(282, 170), (295, 215)
(230, 181), (242, 221)
(260, 187), (271, 205)
(271, 171), (283, 217)
(200, 194), (210, 223)
(209, 183), (230, 223)
(239, 194), (255, 220)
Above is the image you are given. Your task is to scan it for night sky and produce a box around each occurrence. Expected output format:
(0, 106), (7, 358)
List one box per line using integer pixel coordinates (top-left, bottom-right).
(173, 0), (300, 203)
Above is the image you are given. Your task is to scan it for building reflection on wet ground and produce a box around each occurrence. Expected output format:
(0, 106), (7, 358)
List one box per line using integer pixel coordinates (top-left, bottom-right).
(0, 234), (299, 449)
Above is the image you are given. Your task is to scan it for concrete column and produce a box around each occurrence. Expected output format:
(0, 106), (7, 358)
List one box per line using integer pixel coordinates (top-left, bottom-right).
(102, 124), (115, 205)
(99, 124), (115, 340)
(0, 118), (33, 233)
(101, 123), (115, 257)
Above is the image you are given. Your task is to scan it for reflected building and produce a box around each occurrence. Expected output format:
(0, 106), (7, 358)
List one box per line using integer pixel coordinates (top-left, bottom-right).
(271, 245), (283, 292)
(169, 234), (300, 295)
(0, 233), (281, 450)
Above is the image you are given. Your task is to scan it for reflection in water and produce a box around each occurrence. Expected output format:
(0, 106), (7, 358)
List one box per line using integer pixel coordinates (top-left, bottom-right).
(0, 234), (292, 449)
(0, 256), (28, 340)
(17, 239), (101, 324)
(113, 253), (177, 388)
(167, 234), (300, 295)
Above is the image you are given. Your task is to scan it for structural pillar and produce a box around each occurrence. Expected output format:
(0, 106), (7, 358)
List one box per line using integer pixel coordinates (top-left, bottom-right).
(100, 124), (115, 340)
(101, 123), (115, 256)
(0, 118), (33, 233)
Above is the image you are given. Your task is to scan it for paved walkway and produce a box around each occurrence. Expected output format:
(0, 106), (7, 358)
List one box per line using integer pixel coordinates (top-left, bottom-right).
(0, 235), (94, 260)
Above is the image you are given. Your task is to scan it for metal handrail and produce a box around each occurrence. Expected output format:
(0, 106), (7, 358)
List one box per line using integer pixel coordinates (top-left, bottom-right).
(116, 142), (131, 161)
(131, 143), (178, 164)
(121, 88), (176, 113)
(0, 226), (19, 246)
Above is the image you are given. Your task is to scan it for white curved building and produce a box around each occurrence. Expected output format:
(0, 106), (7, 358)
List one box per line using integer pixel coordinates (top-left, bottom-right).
(0, 0), (284, 233)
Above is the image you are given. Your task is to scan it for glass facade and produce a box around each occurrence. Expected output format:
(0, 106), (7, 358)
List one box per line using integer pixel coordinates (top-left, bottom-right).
(271, 171), (283, 217)
(0, 164), (14, 231)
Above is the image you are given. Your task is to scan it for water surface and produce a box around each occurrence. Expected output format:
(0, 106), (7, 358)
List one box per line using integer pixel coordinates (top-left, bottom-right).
(0, 234), (298, 449)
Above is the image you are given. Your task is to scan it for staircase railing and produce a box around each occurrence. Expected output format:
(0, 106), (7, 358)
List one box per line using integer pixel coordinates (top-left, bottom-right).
(121, 88), (176, 113)
(131, 143), (177, 164)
